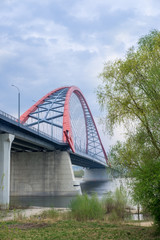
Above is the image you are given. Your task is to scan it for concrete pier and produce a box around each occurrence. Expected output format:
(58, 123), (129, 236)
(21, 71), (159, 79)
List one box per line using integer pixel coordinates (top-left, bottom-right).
(11, 151), (80, 197)
(83, 167), (120, 182)
(83, 168), (112, 182)
(0, 134), (14, 209)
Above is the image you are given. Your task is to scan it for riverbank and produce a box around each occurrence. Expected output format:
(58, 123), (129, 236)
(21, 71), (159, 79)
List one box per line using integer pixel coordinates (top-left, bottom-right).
(0, 206), (154, 226)
(0, 208), (157, 240)
(0, 207), (69, 222)
(0, 206), (153, 227)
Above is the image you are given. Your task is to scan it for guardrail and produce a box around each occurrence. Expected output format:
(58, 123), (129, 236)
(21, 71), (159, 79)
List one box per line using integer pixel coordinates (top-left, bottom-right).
(0, 109), (64, 143)
(75, 144), (106, 165)
(0, 109), (17, 122)
(0, 109), (107, 164)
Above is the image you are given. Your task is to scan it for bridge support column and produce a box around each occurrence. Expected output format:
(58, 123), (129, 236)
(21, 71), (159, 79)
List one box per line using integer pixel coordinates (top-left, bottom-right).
(0, 134), (14, 209)
(83, 168), (112, 182)
(11, 151), (81, 197)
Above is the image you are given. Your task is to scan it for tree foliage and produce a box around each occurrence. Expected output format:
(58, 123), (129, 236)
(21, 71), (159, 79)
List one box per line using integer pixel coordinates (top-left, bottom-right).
(97, 30), (160, 226)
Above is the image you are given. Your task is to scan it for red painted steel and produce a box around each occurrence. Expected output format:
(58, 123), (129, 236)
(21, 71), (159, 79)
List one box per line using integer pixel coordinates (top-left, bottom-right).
(72, 89), (108, 164)
(20, 87), (67, 123)
(20, 86), (108, 164)
(62, 86), (84, 153)
(63, 86), (108, 164)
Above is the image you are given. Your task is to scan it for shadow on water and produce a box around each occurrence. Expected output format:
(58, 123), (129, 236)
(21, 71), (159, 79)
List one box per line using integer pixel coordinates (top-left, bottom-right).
(10, 179), (150, 221)
(80, 180), (118, 197)
(10, 178), (126, 208)
(10, 196), (76, 208)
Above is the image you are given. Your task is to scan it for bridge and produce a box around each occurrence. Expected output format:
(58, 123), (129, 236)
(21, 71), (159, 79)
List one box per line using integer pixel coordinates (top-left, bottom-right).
(0, 86), (111, 208)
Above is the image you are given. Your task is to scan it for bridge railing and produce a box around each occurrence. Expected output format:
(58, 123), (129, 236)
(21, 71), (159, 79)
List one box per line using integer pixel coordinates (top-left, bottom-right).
(74, 143), (106, 166)
(0, 109), (18, 122)
(0, 109), (107, 164)
(0, 109), (64, 143)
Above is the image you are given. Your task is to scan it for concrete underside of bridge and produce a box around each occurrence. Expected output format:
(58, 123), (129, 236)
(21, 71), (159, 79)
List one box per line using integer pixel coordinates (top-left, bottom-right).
(0, 133), (118, 209)
(10, 151), (80, 198)
(0, 134), (14, 209)
(0, 133), (80, 209)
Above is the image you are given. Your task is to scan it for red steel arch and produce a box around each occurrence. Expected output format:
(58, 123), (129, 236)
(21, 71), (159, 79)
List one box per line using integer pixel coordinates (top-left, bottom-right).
(63, 86), (108, 164)
(20, 86), (108, 164)
(63, 86), (86, 153)
(20, 87), (67, 124)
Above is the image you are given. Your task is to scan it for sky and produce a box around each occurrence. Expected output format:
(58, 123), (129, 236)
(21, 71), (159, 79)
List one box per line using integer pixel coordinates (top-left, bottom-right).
(0, 0), (160, 151)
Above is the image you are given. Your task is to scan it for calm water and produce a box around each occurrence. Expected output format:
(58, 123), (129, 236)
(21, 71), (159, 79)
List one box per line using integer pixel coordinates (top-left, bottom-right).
(10, 178), (145, 220)
(10, 178), (127, 208)
(80, 178), (126, 198)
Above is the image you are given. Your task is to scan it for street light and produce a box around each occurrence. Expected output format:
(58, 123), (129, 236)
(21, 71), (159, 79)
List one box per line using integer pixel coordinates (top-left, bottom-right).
(32, 100), (39, 133)
(11, 84), (20, 123)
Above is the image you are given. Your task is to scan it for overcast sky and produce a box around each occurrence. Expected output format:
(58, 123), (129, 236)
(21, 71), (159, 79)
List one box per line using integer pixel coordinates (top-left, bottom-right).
(0, 0), (160, 150)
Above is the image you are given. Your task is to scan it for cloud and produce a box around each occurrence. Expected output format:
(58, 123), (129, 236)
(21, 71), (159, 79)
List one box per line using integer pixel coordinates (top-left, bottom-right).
(0, 0), (159, 142)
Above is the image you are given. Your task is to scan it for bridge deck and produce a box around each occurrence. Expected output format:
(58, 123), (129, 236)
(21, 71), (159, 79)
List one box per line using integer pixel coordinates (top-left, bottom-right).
(0, 110), (107, 169)
(0, 110), (69, 152)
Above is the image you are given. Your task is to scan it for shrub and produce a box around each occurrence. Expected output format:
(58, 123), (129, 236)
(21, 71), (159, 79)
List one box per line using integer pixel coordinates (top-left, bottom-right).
(102, 187), (129, 221)
(70, 194), (104, 221)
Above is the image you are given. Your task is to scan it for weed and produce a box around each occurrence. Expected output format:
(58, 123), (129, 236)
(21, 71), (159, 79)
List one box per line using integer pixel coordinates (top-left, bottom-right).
(70, 193), (104, 221)
(102, 187), (131, 221)
(40, 208), (59, 219)
(13, 209), (26, 221)
(0, 219), (158, 240)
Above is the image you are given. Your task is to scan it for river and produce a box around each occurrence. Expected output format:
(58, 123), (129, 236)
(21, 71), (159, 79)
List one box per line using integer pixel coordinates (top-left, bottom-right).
(10, 178), (128, 208)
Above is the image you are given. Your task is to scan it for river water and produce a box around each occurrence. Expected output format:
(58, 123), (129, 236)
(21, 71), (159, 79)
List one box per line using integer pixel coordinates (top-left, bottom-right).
(10, 178), (128, 208)
(10, 178), (145, 220)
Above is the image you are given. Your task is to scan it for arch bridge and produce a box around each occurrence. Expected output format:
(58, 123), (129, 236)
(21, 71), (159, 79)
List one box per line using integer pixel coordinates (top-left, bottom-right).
(0, 86), (110, 208)
(20, 86), (108, 168)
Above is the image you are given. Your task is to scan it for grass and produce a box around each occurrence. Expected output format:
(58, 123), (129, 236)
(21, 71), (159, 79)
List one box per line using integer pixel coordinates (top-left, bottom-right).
(70, 188), (131, 222)
(0, 202), (159, 240)
(39, 208), (59, 219)
(0, 188), (158, 239)
(0, 219), (159, 240)
(0, 208), (25, 221)
(102, 187), (131, 221)
(70, 193), (104, 220)
(0, 209), (9, 219)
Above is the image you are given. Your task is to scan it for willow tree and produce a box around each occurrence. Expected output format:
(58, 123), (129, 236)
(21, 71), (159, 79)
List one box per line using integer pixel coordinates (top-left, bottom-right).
(97, 30), (160, 226)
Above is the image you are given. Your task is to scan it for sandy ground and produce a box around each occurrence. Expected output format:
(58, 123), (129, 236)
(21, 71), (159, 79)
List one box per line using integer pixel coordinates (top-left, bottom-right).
(0, 207), (153, 227)
(126, 221), (153, 227)
(0, 207), (69, 222)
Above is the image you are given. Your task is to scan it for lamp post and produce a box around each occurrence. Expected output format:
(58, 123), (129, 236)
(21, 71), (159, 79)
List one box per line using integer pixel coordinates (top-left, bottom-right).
(33, 100), (39, 133)
(11, 84), (20, 123)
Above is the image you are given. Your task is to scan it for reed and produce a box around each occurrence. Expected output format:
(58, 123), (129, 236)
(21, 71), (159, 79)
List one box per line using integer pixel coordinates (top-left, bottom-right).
(102, 187), (129, 221)
(70, 193), (104, 221)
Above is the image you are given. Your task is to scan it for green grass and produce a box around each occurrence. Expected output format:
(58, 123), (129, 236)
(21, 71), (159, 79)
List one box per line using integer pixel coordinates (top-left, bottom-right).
(0, 188), (158, 239)
(39, 208), (59, 219)
(102, 187), (130, 221)
(70, 188), (131, 222)
(70, 193), (104, 220)
(0, 209), (9, 218)
(0, 219), (159, 240)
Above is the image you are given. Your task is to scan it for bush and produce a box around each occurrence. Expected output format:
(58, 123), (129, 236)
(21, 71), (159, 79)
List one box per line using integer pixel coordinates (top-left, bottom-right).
(70, 194), (104, 221)
(102, 187), (129, 221)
